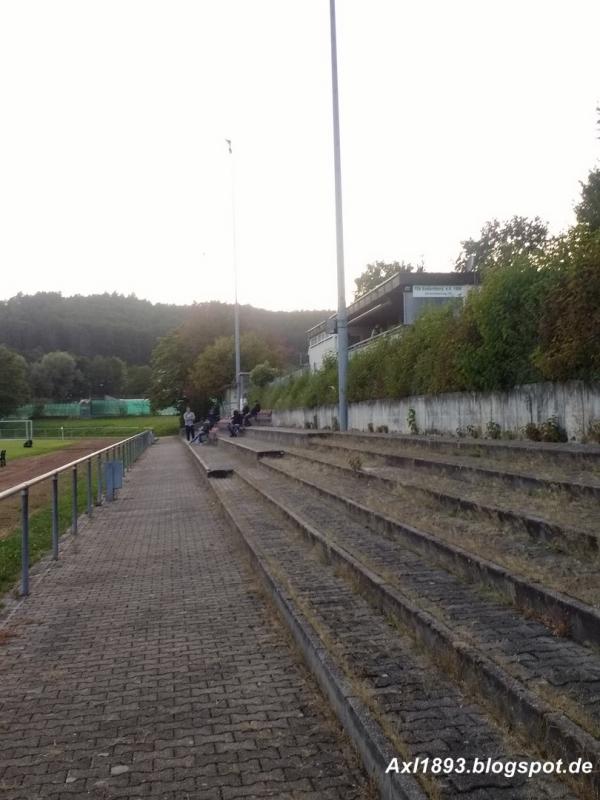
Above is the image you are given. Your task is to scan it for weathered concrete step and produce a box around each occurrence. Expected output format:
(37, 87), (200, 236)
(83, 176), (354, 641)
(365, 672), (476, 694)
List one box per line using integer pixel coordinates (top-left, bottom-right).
(245, 425), (600, 463)
(209, 471), (583, 800)
(206, 474), (425, 800)
(309, 439), (600, 499)
(235, 464), (600, 799)
(282, 445), (599, 553)
(244, 426), (327, 447)
(259, 455), (600, 649)
(332, 430), (600, 463)
(182, 439), (233, 477)
(218, 434), (284, 460)
(239, 461), (600, 729)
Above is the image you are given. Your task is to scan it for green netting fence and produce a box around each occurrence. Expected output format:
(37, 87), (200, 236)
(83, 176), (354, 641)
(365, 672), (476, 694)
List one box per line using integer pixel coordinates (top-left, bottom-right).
(10, 399), (158, 418)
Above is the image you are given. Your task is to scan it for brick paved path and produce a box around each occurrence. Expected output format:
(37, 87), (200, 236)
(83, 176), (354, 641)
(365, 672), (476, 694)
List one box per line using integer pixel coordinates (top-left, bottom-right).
(0, 438), (368, 800)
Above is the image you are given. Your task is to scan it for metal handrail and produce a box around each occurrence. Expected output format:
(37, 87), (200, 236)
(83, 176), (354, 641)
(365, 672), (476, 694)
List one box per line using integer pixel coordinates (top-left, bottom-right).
(0, 431), (151, 501)
(0, 429), (154, 596)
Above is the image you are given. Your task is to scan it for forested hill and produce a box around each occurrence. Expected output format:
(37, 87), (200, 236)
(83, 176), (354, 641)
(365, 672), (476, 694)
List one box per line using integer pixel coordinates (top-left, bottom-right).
(0, 293), (330, 366)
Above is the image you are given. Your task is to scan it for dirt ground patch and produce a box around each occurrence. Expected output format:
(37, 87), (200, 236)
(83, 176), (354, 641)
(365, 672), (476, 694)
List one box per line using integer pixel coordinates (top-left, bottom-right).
(0, 438), (118, 494)
(0, 439), (118, 539)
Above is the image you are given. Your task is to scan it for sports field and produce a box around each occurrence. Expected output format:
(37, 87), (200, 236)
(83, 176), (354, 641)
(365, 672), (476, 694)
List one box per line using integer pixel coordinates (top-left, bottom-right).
(0, 439), (76, 463)
(30, 415), (179, 438)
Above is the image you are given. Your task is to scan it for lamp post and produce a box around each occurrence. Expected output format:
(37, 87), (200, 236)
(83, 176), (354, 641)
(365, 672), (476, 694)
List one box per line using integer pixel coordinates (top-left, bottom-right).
(329, 0), (348, 431)
(226, 138), (241, 412)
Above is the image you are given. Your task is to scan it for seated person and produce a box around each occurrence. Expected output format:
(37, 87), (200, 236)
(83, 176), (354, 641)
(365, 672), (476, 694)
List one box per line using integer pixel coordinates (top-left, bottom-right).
(191, 419), (212, 444)
(228, 409), (243, 437)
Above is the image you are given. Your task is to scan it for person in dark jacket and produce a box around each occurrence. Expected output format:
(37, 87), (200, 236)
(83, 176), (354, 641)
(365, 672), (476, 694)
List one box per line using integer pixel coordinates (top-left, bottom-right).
(228, 409), (243, 437)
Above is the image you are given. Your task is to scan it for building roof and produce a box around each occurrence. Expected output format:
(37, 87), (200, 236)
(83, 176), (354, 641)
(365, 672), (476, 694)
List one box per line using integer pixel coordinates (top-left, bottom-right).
(307, 271), (476, 336)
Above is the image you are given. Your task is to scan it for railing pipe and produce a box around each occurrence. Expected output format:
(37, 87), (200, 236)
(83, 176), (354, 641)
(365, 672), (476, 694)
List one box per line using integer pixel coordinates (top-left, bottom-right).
(86, 459), (93, 516)
(21, 488), (29, 595)
(52, 474), (59, 560)
(71, 466), (78, 535)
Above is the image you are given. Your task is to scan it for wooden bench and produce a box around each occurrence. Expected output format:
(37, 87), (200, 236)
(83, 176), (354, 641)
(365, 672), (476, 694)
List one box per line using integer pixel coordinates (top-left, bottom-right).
(254, 410), (272, 426)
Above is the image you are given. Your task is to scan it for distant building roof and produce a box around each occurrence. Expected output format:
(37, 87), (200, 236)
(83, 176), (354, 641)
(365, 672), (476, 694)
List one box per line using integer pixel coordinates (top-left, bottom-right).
(307, 271), (475, 336)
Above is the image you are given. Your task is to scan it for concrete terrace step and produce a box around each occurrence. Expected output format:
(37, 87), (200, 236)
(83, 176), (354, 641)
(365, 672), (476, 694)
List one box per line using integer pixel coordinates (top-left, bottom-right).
(280, 445), (600, 553)
(218, 434), (285, 460)
(236, 459), (600, 735)
(306, 439), (600, 499)
(250, 428), (600, 499)
(257, 451), (600, 645)
(244, 425), (600, 463)
(333, 430), (600, 461)
(208, 467), (584, 800)
(184, 438), (234, 477)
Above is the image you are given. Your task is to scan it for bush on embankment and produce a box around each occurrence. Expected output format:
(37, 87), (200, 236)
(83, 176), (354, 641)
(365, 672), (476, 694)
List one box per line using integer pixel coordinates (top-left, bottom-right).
(254, 228), (600, 411)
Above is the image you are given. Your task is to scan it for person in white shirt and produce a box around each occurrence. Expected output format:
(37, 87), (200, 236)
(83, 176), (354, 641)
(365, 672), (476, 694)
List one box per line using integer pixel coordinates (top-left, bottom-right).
(183, 406), (196, 441)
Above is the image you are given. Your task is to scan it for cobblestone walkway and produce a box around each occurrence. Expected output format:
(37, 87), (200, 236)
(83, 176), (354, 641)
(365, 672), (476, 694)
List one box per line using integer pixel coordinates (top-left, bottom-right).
(0, 438), (368, 800)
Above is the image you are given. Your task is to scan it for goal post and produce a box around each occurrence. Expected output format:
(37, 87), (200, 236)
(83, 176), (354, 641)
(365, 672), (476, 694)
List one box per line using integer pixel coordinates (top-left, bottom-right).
(0, 419), (33, 441)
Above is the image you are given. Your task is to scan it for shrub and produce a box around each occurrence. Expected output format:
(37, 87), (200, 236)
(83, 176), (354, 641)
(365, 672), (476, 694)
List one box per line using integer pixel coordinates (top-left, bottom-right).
(587, 420), (600, 443)
(539, 416), (567, 442)
(407, 408), (419, 434)
(486, 420), (501, 439)
(524, 422), (542, 441)
(348, 453), (363, 472)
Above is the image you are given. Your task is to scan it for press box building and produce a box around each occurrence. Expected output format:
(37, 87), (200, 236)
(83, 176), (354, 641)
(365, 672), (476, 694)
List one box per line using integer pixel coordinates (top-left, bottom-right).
(307, 272), (477, 371)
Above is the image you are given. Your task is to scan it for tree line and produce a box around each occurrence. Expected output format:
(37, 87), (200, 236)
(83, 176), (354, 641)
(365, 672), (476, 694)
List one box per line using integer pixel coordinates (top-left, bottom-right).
(0, 293), (330, 417)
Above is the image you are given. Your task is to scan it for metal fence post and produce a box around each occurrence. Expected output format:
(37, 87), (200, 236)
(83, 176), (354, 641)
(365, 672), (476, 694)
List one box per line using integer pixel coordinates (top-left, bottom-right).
(72, 466), (78, 534)
(52, 473), (59, 560)
(21, 487), (29, 596)
(97, 453), (102, 505)
(87, 459), (93, 516)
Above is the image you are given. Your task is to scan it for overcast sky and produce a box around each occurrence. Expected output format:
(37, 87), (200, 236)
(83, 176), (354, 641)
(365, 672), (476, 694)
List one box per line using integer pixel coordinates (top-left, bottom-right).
(1, 0), (599, 312)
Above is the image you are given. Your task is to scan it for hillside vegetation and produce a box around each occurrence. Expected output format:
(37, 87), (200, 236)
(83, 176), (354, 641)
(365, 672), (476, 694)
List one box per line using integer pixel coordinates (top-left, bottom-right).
(0, 293), (331, 417)
(256, 226), (600, 412)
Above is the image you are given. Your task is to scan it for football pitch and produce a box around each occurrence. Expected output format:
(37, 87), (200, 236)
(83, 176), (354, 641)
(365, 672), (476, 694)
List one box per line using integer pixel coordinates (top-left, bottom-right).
(0, 439), (76, 463)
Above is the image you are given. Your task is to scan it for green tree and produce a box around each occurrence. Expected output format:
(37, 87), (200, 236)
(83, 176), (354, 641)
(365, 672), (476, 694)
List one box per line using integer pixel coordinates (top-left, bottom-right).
(189, 334), (284, 404)
(534, 227), (600, 381)
(148, 332), (192, 411)
(353, 260), (423, 299)
(31, 351), (78, 401)
(453, 257), (554, 390)
(249, 361), (280, 389)
(0, 346), (30, 416)
(575, 170), (600, 231)
(455, 216), (548, 273)
(124, 365), (152, 396)
(88, 356), (127, 396)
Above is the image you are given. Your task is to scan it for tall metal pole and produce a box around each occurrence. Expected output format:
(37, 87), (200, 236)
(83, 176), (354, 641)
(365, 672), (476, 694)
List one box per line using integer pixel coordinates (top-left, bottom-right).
(329, 0), (348, 431)
(227, 138), (242, 412)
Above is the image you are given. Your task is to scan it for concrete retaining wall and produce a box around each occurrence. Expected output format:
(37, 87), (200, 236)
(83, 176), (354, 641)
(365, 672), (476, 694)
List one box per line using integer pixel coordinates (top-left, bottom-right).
(271, 381), (600, 441)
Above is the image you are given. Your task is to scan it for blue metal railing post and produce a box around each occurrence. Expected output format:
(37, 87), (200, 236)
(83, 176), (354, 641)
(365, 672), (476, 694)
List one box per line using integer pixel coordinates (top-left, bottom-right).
(97, 453), (102, 505)
(52, 474), (59, 560)
(86, 459), (93, 516)
(21, 488), (29, 595)
(71, 466), (78, 534)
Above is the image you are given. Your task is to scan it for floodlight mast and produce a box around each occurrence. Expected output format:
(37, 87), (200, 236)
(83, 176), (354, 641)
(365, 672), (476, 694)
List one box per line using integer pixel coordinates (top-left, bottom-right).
(329, 0), (348, 431)
(226, 138), (242, 411)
